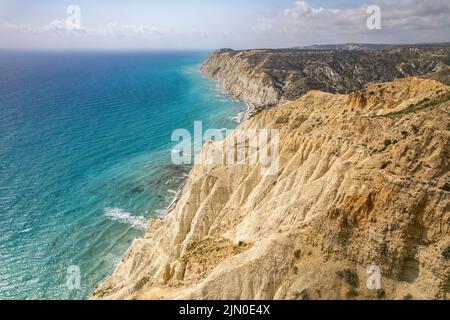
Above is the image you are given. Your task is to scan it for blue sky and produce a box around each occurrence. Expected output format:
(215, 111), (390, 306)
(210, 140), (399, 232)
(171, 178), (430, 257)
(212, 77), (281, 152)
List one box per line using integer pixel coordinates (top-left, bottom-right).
(1, 0), (449, 49)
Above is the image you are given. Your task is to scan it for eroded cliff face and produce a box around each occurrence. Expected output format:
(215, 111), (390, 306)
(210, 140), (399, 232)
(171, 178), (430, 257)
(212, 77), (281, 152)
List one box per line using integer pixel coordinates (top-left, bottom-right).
(201, 47), (450, 107)
(93, 78), (449, 300)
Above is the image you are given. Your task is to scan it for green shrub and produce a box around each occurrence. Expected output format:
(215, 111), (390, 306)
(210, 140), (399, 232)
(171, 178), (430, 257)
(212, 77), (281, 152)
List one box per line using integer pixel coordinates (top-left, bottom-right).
(442, 246), (450, 260)
(346, 289), (359, 299)
(376, 288), (386, 299)
(403, 293), (413, 300)
(336, 269), (359, 288)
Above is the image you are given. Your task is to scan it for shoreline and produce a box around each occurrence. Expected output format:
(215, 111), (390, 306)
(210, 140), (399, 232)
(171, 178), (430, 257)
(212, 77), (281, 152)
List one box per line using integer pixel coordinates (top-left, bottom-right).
(89, 59), (249, 299)
(159, 180), (186, 219)
(155, 66), (250, 222)
(230, 101), (256, 124)
(93, 59), (278, 299)
(199, 67), (260, 124)
(93, 77), (450, 300)
(153, 64), (250, 223)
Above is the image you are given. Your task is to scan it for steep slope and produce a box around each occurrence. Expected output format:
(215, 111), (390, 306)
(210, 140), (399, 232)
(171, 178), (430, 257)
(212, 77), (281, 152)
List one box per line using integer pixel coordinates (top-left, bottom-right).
(93, 78), (449, 300)
(201, 47), (450, 107)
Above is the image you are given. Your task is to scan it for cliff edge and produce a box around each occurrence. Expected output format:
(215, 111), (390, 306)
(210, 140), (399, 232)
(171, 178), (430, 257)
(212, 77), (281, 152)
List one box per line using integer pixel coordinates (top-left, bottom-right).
(93, 77), (450, 300)
(201, 47), (450, 107)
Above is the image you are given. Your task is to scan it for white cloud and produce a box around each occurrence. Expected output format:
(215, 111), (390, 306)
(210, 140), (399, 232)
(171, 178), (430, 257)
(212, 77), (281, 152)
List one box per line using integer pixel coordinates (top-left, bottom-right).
(103, 22), (162, 37)
(251, 0), (450, 46)
(1, 1), (449, 49)
(46, 20), (86, 33)
(1, 20), (161, 39)
(283, 1), (328, 18)
(2, 22), (34, 33)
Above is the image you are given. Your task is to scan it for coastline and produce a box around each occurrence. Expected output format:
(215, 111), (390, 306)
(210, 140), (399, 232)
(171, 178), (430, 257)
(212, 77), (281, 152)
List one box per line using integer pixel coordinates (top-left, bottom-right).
(159, 180), (186, 219)
(93, 76), (450, 300)
(91, 61), (255, 298)
(156, 60), (273, 224)
(155, 66), (251, 222)
(93, 47), (450, 300)
(89, 62), (249, 298)
(200, 65), (260, 124)
(1, 50), (251, 300)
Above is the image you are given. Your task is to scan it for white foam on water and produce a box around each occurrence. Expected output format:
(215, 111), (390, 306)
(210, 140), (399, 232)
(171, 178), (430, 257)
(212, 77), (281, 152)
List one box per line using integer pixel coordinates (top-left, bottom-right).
(103, 207), (147, 231)
(103, 253), (122, 267)
(229, 111), (245, 124)
(18, 228), (32, 235)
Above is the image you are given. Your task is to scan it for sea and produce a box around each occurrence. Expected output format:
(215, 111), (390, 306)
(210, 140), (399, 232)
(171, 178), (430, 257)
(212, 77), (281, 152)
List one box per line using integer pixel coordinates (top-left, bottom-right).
(0, 50), (246, 299)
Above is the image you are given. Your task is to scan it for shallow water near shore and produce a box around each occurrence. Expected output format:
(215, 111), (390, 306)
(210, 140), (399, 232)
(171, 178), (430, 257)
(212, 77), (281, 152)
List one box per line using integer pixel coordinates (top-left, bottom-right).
(0, 50), (246, 299)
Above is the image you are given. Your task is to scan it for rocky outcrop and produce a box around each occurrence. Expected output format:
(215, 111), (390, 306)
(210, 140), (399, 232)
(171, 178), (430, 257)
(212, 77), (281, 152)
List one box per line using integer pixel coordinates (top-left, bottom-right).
(201, 47), (450, 107)
(93, 78), (450, 300)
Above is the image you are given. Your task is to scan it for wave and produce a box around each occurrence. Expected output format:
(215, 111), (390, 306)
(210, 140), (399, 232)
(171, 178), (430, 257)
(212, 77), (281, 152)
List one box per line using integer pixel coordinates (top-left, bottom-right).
(103, 207), (148, 231)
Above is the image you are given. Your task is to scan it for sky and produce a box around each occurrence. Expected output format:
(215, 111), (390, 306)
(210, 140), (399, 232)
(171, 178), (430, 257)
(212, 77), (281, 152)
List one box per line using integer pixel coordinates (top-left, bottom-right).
(0, 0), (449, 49)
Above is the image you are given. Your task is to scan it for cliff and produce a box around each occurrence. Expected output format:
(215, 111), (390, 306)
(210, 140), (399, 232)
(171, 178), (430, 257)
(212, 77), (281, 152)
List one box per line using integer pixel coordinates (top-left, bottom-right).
(93, 77), (450, 300)
(201, 47), (450, 107)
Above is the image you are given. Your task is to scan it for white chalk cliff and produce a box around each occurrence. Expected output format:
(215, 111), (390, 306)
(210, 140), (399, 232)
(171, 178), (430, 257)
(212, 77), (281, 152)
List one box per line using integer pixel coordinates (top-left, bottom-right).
(93, 77), (449, 300)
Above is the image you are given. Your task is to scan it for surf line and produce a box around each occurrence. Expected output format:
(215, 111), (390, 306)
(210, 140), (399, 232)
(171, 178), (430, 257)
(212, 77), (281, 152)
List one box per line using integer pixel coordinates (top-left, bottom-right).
(159, 180), (187, 219)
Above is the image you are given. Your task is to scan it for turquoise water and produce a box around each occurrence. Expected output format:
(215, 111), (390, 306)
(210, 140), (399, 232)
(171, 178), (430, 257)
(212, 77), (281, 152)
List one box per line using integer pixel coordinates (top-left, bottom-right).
(0, 50), (245, 299)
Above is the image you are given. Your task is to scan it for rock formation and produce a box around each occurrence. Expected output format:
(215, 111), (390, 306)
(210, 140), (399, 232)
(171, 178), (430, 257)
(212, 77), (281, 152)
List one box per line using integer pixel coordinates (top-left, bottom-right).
(94, 77), (449, 300)
(201, 46), (450, 107)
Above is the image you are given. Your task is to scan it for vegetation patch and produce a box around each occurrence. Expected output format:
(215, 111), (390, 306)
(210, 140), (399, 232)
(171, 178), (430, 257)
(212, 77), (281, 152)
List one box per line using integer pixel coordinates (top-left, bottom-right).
(336, 269), (359, 288)
(403, 293), (413, 300)
(346, 288), (359, 299)
(441, 183), (450, 192)
(379, 91), (450, 118)
(376, 288), (386, 299)
(442, 246), (450, 260)
(180, 237), (252, 283)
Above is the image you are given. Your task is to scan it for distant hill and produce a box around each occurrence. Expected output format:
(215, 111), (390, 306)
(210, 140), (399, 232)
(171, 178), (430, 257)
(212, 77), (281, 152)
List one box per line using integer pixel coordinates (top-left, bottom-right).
(296, 42), (450, 51)
(202, 45), (450, 107)
(296, 43), (388, 51)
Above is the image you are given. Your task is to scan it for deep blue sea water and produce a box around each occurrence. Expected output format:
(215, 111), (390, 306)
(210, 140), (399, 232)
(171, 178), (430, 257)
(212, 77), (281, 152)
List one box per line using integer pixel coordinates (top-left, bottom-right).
(0, 50), (245, 299)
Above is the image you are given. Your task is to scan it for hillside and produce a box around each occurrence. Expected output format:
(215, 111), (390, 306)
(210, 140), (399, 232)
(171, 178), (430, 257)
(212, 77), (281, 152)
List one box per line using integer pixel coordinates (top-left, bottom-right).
(93, 78), (450, 300)
(201, 46), (450, 107)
